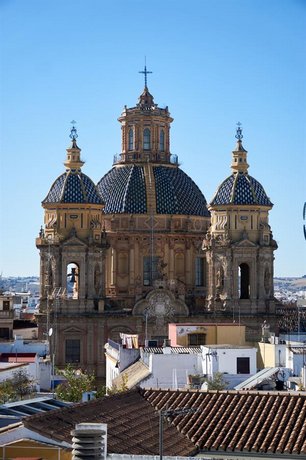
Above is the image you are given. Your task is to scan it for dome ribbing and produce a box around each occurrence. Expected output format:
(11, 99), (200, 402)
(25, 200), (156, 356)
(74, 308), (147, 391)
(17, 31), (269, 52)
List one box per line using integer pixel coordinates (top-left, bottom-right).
(97, 164), (210, 216)
(43, 170), (103, 205)
(211, 172), (272, 206)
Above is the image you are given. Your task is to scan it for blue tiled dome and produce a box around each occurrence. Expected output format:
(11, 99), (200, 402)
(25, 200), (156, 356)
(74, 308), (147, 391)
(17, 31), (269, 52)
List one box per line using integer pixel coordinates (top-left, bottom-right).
(97, 165), (147, 213)
(211, 172), (272, 206)
(43, 170), (103, 204)
(97, 165), (210, 216)
(153, 166), (210, 216)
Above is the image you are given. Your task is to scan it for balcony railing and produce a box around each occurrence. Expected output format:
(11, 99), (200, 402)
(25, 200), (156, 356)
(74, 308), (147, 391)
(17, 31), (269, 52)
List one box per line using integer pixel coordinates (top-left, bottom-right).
(0, 310), (14, 318)
(113, 153), (179, 165)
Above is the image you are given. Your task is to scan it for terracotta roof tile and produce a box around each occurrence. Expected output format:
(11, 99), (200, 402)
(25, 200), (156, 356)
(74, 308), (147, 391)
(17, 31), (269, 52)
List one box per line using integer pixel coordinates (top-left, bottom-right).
(24, 389), (196, 456)
(22, 388), (306, 456)
(141, 389), (306, 455)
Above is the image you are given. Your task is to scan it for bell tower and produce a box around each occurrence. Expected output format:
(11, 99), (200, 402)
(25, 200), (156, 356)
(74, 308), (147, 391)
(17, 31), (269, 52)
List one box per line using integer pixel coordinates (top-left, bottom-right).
(203, 125), (277, 314)
(36, 124), (107, 374)
(117, 65), (174, 166)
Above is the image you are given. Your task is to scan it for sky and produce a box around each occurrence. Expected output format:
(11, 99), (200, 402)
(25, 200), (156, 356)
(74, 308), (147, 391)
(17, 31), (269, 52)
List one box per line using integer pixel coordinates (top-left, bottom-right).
(0, 0), (305, 278)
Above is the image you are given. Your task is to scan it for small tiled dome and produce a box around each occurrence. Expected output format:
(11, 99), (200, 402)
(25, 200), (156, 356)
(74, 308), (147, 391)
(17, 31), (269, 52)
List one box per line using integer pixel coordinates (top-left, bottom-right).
(97, 165), (210, 216)
(43, 170), (102, 204)
(211, 172), (272, 206)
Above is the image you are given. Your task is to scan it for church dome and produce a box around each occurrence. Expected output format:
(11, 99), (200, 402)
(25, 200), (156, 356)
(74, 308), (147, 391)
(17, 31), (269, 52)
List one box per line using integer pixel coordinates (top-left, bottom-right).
(43, 170), (102, 204)
(97, 164), (210, 216)
(210, 172), (272, 206)
(211, 127), (272, 207)
(43, 125), (103, 205)
(98, 77), (209, 218)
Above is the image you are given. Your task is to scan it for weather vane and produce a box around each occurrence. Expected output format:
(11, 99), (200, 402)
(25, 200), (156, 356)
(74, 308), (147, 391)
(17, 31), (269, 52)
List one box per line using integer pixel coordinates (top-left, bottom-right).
(139, 58), (152, 88)
(70, 120), (78, 141)
(235, 121), (243, 140)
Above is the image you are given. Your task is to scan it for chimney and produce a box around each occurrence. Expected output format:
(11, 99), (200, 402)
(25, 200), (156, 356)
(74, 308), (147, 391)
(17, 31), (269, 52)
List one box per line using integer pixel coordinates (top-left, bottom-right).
(162, 338), (171, 354)
(71, 423), (107, 460)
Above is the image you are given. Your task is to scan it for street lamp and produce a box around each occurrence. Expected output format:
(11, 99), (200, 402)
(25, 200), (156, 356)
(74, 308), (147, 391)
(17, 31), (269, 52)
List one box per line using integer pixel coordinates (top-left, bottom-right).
(159, 407), (198, 460)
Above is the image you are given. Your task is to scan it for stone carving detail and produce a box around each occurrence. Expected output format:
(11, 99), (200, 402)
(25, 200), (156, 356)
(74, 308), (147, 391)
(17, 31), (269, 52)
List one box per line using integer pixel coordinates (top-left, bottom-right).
(215, 215), (227, 230)
(216, 265), (224, 293)
(90, 216), (101, 229)
(157, 259), (167, 280)
(133, 289), (189, 330)
(46, 215), (57, 229)
(264, 266), (271, 296)
(94, 264), (102, 296)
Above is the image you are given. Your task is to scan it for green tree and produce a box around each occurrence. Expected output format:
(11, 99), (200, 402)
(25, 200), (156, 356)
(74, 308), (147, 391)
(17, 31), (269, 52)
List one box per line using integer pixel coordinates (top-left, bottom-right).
(105, 374), (128, 396)
(10, 369), (34, 399)
(0, 369), (34, 402)
(204, 372), (228, 390)
(55, 365), (96, 402)
(0, 379), (15, 403)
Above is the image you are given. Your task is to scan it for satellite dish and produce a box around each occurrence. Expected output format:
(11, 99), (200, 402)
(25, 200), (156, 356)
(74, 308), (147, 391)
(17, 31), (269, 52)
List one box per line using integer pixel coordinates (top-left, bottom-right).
(48, 327), (53, 337)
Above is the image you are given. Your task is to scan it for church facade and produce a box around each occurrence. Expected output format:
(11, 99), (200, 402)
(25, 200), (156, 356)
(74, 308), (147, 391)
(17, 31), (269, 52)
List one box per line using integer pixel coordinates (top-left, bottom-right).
(36, 77), (278, 377)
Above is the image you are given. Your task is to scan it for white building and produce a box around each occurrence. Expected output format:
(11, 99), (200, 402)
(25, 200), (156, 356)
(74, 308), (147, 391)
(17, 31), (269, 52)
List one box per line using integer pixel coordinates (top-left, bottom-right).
(200, 345), (257, 389)
(106, 337), (258, 391)
(0, 335), (49, 357)
(104, 338), (140, 389)
(139, 346), (202, 389)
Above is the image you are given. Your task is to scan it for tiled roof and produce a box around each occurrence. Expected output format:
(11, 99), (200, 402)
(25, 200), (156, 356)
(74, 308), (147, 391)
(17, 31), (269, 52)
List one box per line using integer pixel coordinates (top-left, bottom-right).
(43, 171), (102, 204)
(97, 165), (147, 214)
(0, 353), (36, 362)
(211, 172), (272, 206)
(97, 165), (210, 216)
(142, 347), (202, 354)
(23, 390), (197, 456)
(22, 388), (306, 456)
(141, 388), (306, 456)
(289, 347), (306, 354)
(153, 166), (210, 216)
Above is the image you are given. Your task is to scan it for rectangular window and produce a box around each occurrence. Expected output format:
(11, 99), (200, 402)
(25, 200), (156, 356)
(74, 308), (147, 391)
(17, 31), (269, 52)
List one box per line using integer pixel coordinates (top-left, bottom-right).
(143, 256), (160, 286)
(2, 301), (10, 311)
(195, 257), (204, 286)
(237, 357), (250, 374)
(188, 333), (206, 346)
(65, 339), (80, 364)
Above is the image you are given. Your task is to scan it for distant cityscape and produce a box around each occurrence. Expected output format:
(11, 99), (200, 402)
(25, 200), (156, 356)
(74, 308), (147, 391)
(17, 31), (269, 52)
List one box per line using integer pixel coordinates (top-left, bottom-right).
(0, 275), (305, 310)
(274, 276), (306, 303)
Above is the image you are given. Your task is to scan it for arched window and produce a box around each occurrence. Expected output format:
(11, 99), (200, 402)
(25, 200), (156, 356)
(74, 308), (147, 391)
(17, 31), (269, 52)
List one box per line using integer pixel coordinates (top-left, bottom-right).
(128, 128), (134, 151)
(67, 262), (79, 299)
(143, 128), (151, 150)
(239, 263), (250, 299)
(159, 129), (165, 151)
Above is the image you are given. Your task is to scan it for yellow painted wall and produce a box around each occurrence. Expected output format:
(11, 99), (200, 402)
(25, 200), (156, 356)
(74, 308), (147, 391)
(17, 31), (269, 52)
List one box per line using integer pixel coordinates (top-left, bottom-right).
(173, 324), (246, 347)
(0, 439), (71, 460)
(216, 325), (246, 345)
(258, 342), (276, 368)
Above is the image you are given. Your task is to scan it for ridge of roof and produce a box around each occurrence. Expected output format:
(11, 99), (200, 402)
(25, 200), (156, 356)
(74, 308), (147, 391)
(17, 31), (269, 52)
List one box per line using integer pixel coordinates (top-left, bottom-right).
(21, 388), (306, 456)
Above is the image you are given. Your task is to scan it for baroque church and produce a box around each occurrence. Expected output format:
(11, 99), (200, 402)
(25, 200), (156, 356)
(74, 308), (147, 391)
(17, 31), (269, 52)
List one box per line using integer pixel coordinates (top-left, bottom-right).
(36, 72), (278, 377)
